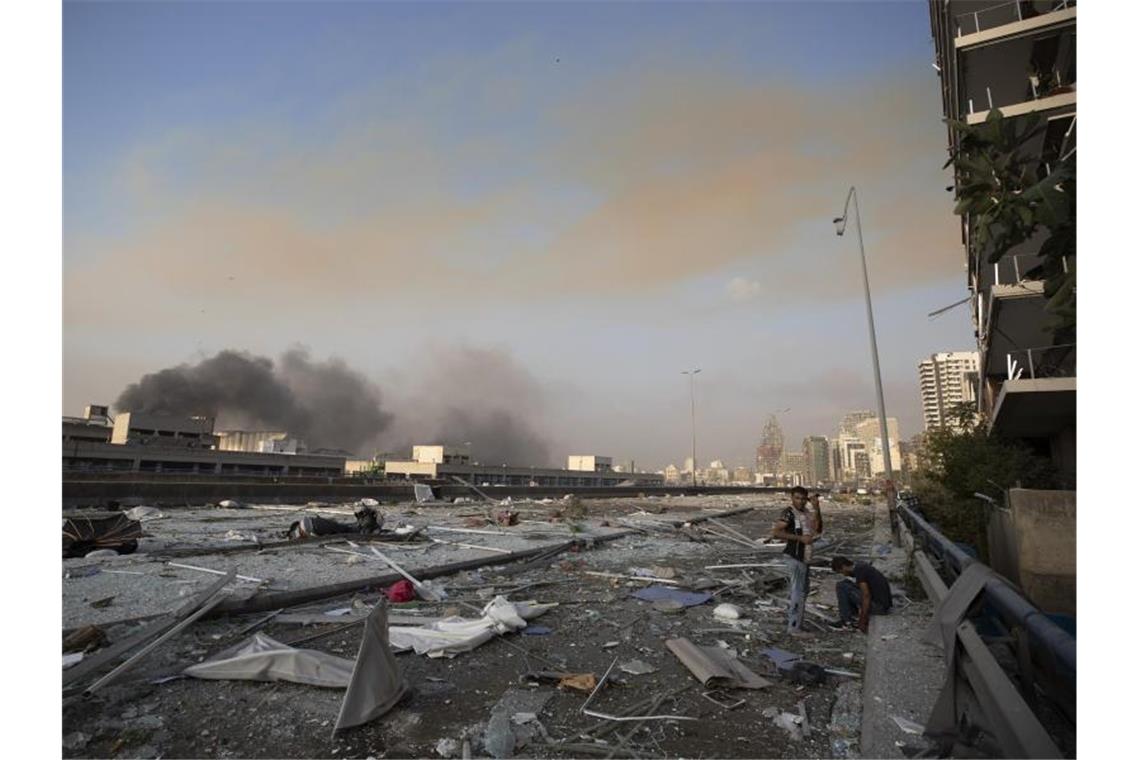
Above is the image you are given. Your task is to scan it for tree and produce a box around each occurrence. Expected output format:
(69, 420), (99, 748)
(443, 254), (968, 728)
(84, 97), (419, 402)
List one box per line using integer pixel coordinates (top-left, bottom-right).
(946, 108), (1076, 341)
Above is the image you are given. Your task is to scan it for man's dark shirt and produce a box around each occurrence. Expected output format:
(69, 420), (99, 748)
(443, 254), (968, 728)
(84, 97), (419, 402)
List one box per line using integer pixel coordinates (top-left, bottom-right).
(853, 562), (892, 611)
(779, 506), (806, 562)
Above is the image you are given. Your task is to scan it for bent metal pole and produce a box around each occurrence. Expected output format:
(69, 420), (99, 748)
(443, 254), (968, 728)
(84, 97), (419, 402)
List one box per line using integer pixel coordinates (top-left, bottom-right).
(836, 187), (894, 485)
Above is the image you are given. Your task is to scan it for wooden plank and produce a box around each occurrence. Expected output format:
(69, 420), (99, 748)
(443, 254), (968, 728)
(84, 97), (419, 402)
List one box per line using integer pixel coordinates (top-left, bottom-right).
(85, 591), (229, 693)
(63, 568), (237, 688)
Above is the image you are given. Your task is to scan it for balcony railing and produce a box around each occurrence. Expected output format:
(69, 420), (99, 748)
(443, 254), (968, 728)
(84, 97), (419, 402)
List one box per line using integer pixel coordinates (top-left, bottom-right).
(955, 0), (1075, 37)
(991, 252), (1071, 286)
(1006, 342), (1076, 381)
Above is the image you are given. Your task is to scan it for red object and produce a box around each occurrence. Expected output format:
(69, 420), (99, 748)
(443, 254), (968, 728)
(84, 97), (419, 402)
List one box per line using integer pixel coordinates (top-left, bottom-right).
(385, 580), (415, 603)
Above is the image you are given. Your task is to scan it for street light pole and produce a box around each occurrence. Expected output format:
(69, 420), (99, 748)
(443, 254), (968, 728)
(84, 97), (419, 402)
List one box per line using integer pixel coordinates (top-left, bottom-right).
(682, 368), (701, 487)
(834, 188), (895, 488)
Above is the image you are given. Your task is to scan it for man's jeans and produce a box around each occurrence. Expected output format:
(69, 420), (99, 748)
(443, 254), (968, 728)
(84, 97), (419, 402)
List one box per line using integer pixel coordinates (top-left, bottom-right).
(784, 555), (810, 633)
(836, 579), (890, 623)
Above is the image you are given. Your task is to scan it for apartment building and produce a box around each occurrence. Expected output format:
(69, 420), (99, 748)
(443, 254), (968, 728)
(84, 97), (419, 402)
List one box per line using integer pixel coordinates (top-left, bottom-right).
(919, 351), (980, 431)
(930, 0), (1076, 478)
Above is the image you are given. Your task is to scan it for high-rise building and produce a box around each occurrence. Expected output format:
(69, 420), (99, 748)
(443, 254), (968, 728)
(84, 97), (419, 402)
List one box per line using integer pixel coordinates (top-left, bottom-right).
(854, 417), (902, 477)
(831, 437), (868, 483)
(781, 451), (806, 480)
(919, 351), (980, 431)
(929, 0), (1076, 479)
(839, 410), (876, 438)
(755, 415), (785, 475)
(802, 436), (831, 486)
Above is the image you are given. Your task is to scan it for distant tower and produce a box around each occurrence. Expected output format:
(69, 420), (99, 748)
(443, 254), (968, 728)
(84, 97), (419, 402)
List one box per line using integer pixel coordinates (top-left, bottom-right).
(918, 351), (979, 431)
(755, 415), (784, 474)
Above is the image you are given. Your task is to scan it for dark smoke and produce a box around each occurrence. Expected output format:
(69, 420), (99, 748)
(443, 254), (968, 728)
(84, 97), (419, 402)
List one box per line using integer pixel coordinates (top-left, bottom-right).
(115, 348), (392, 452)
(433, 407), (551, 467)
(378, 345), (554, 466)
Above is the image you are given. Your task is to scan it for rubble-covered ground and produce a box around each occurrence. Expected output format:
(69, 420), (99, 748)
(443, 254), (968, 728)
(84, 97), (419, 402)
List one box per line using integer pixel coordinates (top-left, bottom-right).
(62, 494), (883, 759)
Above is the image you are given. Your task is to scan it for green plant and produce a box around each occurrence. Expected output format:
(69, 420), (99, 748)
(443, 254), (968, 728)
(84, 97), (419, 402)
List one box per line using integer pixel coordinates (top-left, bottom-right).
(946, 108), (1076, 340)
(912, 403), (1062, 553)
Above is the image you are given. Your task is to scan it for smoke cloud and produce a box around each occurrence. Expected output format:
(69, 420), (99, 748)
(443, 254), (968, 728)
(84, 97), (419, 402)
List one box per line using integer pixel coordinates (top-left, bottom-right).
(377, 345), (553, 466)
(114, 345), (553, 464)
(114, 348), (393, 452)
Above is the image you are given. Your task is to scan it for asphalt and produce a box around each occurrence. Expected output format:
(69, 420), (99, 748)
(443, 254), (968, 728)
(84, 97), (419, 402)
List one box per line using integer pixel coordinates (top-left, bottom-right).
(859, 499), (946, 759)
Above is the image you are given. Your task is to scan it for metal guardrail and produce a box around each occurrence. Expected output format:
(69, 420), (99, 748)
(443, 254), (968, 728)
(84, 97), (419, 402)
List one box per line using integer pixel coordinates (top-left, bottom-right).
(1006, 343), (1076, 381)
(898, 501), (1075, 686)
(895, 497), (1075, 757)
(991, 252), (1071, 286)
(955, 0), (1074, 37)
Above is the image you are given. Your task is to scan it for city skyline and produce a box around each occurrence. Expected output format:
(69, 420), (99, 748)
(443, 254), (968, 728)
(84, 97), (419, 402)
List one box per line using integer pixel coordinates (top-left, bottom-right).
(63, 1), (974, 470)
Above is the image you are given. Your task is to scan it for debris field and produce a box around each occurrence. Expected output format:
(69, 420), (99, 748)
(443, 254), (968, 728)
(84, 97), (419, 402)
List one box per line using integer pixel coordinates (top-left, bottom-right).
(62, 494), (881, 759)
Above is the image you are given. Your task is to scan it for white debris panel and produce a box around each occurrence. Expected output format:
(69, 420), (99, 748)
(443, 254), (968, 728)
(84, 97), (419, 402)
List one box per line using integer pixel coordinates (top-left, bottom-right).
(388, 596), (556, 658)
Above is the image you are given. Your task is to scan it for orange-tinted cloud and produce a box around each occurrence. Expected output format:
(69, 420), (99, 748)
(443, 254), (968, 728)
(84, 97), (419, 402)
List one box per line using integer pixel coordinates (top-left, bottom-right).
(65, 52), (961, 331)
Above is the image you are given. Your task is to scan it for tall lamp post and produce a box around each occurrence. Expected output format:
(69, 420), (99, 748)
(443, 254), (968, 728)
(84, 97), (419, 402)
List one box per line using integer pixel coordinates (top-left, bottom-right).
(682, 368), (701, 487)
(833, 188), (895, 496)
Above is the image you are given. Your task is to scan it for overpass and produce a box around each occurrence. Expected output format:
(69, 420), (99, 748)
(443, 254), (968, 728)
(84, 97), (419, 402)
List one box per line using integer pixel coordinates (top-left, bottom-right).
(61, 472), (817, 508)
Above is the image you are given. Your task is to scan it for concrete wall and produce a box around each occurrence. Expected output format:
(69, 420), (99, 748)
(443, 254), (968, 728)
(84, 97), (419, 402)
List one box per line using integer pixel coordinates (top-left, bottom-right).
(1009, 488), (1076, 615)
(985, 505), (1021, 587)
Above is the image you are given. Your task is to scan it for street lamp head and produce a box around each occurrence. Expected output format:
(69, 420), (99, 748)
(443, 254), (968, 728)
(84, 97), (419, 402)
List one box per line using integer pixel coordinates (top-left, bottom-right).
(832, 216), (846, 236)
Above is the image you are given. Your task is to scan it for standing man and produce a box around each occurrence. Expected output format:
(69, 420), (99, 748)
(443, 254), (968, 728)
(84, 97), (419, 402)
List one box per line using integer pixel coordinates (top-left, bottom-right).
(772, 486), (819, 635)
(829, 556), (892, 632)
(803, 492), (824, 563)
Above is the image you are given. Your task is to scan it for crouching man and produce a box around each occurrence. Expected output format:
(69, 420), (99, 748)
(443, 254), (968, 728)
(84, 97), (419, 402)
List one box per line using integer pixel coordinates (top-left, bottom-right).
(830, 555), (892, 633)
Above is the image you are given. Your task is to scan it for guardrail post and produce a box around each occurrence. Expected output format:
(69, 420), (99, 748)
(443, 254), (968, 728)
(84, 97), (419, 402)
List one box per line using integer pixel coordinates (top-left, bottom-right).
(1013, 627), (1039, 712)
(1027, 348), (1036, 380)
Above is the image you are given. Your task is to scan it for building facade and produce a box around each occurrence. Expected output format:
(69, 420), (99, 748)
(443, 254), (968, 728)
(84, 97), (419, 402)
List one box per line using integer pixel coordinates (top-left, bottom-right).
(929, 0), (1076, 480)
(567, 455), (614, 472)
(755, 415), (785, 476)
(802, 436), (831, 486)
(853, 417), (902, 477)
(831, 436), (868, 483)
(111, 412), (218, 448)
(919, 351), (980, 431)
(67, 410), (344, 476)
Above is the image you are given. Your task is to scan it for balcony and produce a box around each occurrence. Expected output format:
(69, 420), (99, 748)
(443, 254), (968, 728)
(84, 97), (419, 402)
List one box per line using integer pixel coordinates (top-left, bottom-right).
(978, 280), (1054, 378)
(954, 0), (1076, 46)
(955, 13), (1075, 124)
(1005, 342), (1076, 381)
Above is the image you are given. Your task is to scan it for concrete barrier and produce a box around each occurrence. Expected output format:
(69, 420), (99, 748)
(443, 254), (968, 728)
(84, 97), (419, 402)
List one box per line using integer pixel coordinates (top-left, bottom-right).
(1008, 488), (1076, 616)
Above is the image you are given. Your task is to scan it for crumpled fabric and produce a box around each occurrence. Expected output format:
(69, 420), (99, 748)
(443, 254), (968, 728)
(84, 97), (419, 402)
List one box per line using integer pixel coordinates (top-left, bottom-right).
(184, 634), (355, 688)
(335, 599), (407, 731)
(388, 596), (556, 658)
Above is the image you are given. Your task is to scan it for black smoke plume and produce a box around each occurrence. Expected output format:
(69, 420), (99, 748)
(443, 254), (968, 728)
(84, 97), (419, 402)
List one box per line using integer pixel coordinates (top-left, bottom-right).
(375, 345), (553, 466)
(114, 348), (392, 453)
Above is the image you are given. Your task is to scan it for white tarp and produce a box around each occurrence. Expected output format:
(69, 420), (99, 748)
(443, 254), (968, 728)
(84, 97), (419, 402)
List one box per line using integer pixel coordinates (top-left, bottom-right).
(388, 596), (556, 659)
(184, 602), (407, 732)
(335, 600), (408, 731)
(123, 506), (165, 521)
(183, 634), (355, 688)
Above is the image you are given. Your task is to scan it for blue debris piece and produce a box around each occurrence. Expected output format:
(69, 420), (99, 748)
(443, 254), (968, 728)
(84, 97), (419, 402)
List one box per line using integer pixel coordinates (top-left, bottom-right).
(522, 625), (553, 636)
(631, 585), (712, 607)
(761, 647), (803, 672)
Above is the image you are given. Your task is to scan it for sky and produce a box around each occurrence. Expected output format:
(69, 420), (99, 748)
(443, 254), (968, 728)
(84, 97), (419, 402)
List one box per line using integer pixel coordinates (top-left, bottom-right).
(63, 0), (976, 470)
